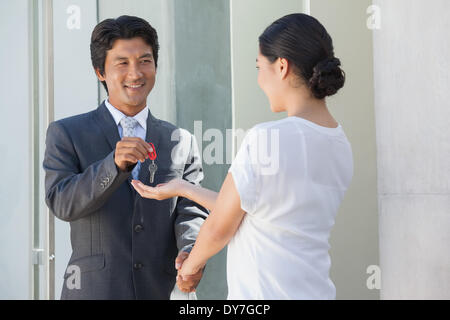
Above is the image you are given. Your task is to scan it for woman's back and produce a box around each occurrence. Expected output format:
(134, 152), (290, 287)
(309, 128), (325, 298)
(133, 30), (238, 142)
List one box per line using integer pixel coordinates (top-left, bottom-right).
(227, 116), (353, 299)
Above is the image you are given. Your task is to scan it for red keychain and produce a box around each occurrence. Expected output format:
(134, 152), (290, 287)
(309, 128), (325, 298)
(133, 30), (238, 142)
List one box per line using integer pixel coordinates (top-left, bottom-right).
(148, 142), (158, 183)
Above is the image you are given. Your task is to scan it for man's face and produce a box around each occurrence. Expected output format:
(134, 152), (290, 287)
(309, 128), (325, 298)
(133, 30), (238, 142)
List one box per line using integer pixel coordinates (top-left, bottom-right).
(96, 37), (156, 113)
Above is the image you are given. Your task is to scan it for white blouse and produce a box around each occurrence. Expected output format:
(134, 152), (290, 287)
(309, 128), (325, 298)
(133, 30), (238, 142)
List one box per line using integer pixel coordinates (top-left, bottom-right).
(227, 116), (354, 299)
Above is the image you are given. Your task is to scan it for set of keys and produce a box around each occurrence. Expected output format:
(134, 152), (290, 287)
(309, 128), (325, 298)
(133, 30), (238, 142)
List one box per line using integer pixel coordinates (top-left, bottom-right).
(147, 142), (158, 183)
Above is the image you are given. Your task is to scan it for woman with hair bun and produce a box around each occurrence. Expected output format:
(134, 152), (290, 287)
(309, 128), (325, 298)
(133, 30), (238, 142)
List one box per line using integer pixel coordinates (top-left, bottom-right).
(132, 13), (353, 299)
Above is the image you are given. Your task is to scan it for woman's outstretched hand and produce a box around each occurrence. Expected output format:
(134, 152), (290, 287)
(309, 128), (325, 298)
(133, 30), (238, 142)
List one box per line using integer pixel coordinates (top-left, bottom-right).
(131, 178), (189, 200)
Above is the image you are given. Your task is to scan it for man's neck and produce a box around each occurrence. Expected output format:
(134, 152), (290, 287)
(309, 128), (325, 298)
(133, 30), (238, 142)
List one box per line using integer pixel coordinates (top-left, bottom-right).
(108, 98), (147, 117)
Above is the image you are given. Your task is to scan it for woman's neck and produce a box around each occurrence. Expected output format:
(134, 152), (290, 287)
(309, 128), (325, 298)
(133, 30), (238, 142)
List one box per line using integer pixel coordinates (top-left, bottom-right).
(284, 91), (338, 128)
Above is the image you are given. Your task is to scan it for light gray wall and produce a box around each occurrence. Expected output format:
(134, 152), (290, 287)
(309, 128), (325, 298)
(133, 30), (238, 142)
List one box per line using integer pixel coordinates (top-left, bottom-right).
(310, 0), (379, 300)
(0, 0), (32, 299)
(373, 0), (450, 299)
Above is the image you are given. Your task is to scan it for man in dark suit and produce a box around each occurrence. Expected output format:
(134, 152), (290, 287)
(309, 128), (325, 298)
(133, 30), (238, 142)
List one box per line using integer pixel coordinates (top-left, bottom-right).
(43, 15), (208, 299)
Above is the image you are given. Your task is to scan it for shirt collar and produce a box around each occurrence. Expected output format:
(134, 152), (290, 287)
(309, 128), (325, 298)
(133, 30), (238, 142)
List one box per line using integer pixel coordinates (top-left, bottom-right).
(104, 99), (148, 132)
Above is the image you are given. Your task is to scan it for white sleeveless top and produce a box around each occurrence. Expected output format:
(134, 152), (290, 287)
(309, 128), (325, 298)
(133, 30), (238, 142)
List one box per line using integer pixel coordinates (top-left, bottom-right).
(227, 116), (354, 299)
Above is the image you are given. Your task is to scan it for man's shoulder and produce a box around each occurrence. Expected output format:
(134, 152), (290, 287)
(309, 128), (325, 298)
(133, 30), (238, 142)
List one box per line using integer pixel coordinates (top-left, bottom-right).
(46, 108), (101, 141)
(154, 117), (177, 131)
(53, 109), (97, 128)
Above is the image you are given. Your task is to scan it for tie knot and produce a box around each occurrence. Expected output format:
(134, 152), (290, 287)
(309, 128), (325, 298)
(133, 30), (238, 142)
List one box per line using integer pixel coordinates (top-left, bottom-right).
(120, 117), (139, 137)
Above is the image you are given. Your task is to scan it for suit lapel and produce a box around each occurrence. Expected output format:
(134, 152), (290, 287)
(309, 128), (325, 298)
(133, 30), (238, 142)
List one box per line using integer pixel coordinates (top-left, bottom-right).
(93, 101), (121, 151)
(138, 108), (161, 184)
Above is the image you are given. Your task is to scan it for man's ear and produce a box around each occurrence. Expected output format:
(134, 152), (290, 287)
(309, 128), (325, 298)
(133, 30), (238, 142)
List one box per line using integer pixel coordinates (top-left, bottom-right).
(95, 68), (106, 81)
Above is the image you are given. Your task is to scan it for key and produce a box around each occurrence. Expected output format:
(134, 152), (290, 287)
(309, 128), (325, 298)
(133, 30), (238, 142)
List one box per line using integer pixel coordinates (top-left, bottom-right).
(147, 142), (158, 184)
(148, 160), (158, 184)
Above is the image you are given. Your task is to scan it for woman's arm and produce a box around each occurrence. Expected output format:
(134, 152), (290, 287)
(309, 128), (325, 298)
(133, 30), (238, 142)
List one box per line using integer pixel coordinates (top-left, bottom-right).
(182, 182), (219, 212)
(132, 173), (246, 291)
(131, 178), (218, 211)
(178, 173), (245, 278)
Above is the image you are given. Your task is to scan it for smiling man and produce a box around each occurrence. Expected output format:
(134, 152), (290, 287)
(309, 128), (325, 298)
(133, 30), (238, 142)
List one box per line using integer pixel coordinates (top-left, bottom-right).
(43, 15), (208, 299)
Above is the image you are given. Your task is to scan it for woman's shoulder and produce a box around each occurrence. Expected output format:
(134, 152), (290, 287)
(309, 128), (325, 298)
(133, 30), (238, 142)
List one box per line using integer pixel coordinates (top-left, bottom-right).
(239, 119), (305, 157)
(248, 118), (300, 134)
(252, 117), (291, 129)
(247, 118), (305, 141)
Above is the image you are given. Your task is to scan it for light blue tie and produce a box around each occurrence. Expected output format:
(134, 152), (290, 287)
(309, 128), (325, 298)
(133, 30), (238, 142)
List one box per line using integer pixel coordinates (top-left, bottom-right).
(120, 117), (140, 180)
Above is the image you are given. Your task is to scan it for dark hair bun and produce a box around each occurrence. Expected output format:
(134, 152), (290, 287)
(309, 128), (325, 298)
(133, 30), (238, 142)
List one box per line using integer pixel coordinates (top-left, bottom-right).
(309, 57), (345, 99)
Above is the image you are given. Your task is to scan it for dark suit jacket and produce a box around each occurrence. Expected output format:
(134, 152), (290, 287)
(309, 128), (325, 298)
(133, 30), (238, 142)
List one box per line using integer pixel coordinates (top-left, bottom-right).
(43, 102), (208, 299)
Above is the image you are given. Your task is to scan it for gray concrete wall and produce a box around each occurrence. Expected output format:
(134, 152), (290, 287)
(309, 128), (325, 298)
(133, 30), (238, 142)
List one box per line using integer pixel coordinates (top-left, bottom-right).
(373, 0), (450, 299)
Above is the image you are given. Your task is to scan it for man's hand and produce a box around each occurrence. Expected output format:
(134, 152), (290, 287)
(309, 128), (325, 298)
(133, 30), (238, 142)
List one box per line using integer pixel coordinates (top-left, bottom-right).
(114, 137), (152, 172)
(175, 251), (204, 293)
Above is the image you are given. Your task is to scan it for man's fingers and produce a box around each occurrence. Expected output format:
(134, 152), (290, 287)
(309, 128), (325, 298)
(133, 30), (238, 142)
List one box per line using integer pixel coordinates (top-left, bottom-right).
(121, 137), (151, 146)
(120, 137), (152, 151)
(114, 138), (153, 171)
(117, 138), (152, 161)
(116, 148), (144, 163)
(182, 273), (202, 281)
(176, 278), (196, 293)
(179, 287), (195, 293)
(179, 274), (202, 288)
(177, 282), (196, 293)
(120, 141), (151, 156)
(175, 251), (189, 270)
(119, 153), (139, 164)
(117, 146), (148, 162)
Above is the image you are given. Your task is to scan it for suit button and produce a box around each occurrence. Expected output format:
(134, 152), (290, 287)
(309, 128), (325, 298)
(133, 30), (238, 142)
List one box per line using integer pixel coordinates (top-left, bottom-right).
(134, 224), (143, 233)
(134, 263), (143, 269)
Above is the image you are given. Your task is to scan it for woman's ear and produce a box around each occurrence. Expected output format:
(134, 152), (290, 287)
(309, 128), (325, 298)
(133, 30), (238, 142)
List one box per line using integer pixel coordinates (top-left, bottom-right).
(279, 58), (289, 80)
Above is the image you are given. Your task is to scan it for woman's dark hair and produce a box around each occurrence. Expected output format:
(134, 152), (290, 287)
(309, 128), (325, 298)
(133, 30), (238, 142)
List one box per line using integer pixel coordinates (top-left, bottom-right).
(259, 13), (345, 99)
(90, 15), (159, 93)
